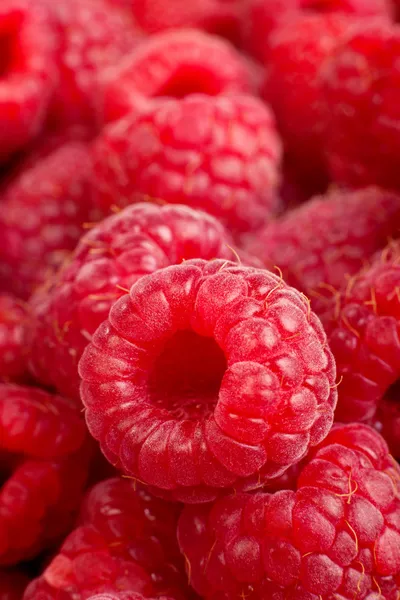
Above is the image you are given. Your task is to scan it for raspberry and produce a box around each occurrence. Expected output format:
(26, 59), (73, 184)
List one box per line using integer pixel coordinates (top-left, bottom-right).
(28, 203), (242, 401)
(0, 569), (30, 600)
(0, 294), (29, 382)
(0, 140), (99, 300)
(0, 384), (91, 565)
(90, 95), (282, 234)
(244, 187), (400, 315)
(129, 0), (242, 43)
(322, 21), (400, 189)
(301, 0), (395, 17)
(321, 239), (400, 427)
(88, 596), (174, 600)
(263, 13), (356, 183)
(0, 0), (56, 161)
(42, 0), (143, 131)
(79, 258), (337, 503)
(100, 29), (254, 124)
(178, 423), (400, 599)
(25, 477), (193, 600)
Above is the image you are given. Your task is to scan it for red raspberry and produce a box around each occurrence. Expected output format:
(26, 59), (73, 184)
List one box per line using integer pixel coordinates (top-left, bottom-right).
(90, 95), (282, 234)
(0, 294), (29, 382)
(100, 29), (254, 124)
(25, 477), (193, 600)
(244, 187), (400, 315)
(0, 569), (30, 600)
(178, 423), (400, 599)
(79, 258), (337, 503)
(301, 0), (395, 17)
(322, 21), (400, 189)
(0, 384), (91, 565)
(42, 0), (143, 131)
(88, 596), (174, 600)
(129, 0), (242, 43)
(28, 203), (242, 401)
(0, 0), (56, 161)
(322, 239), (400, 429)
(263, 13), (356, 183)
(0, 140), (99, 300)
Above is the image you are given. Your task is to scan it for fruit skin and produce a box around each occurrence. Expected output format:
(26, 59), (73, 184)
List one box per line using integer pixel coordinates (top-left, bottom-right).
(322, 21), (400, 190)
(28, 202), (242, 401)
(263, 13), (356, 183)
(0, 569), (30, 600)
(41, 0), (143, 131)
(178, 423), (400, 599)
(244, 187), (400, 315)
(100, 28), (254, 124)
(0, 384), (91, 566)
(0, 0), (57, 162)
(321, 239), (400, 430)
(24, 477), (193, 600)
(90, 94), (282, 234)
(0, 140), (98, 300)
(0, 294), (29, 382)
(79, 258), (337, 503)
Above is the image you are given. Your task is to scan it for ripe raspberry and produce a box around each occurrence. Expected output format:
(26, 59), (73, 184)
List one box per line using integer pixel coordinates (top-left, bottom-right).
(28, 203), (242, 401)
(25, 477), (193, 600)
(90, 95), (282, 234)
(0, 384), (91, 565)
(178, 423), (400, 599)
(79, 258), (337, 503)
(0, 294), (29, 382)
(0, 140), (98, 300)
(263, 13), (356, 182)
(244, 187), (400, 315)
(88, 596), (174, 600)
(322, 21), (400, 189)
(100, 29), (254, 124)
(0, 569), (29, 600)
(129, 0), (242, 43)
(0, 0), (56, 161)
(321, 239), (400, 426)
(42, 0), (143, 131)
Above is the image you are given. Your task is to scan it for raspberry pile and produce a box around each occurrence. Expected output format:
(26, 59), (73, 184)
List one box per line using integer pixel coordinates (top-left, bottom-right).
(0, 1), (399, 599)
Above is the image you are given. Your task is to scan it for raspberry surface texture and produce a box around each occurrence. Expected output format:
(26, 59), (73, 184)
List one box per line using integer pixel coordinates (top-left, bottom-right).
(28, 203), (240, 401)
(79, 258), (337, 503)
(0, 140), (98, 300)
(301, 0), (395, 17)
(263, 13), (355, 183)
(0, 569), (29, 600)
(322, 239), (400, 429)
(0, 294), (29, 382)
(90, 95), (282, 234)
(100, 29), (254, 124)
(41, 0), (143, 130)
(0, 384), (91, 565)
(24, 477), (193, 600)
(178, 423), (400, 599)
(0, 0), (56, 161)
(322, 21), (400, 189)
(245, 187), (400, 314)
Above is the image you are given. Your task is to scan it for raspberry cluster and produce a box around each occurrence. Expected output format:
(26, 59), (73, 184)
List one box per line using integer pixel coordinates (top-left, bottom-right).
(0, 1), (400, 599)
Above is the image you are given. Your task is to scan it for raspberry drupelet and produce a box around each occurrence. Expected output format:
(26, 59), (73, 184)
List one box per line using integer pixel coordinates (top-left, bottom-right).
(28, 203), (243, 401)
(90, 95), (282, 234)
(79, 258), (337, 503)
(0, 140), (98, 300)
(0, 294), (29, 382)
(41, 0), (143, 131)
(100, 29), (254, 124)
(321, 239), (400, 450)
(0, 0), (56, 161)
(24, 477), (194, 600)
(0, 384), (91, 566)
(0, 568), (30, 600)
(178, 423), (400, 599)
(244, 187), (400, 315)
(322, 21), (400, 190)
